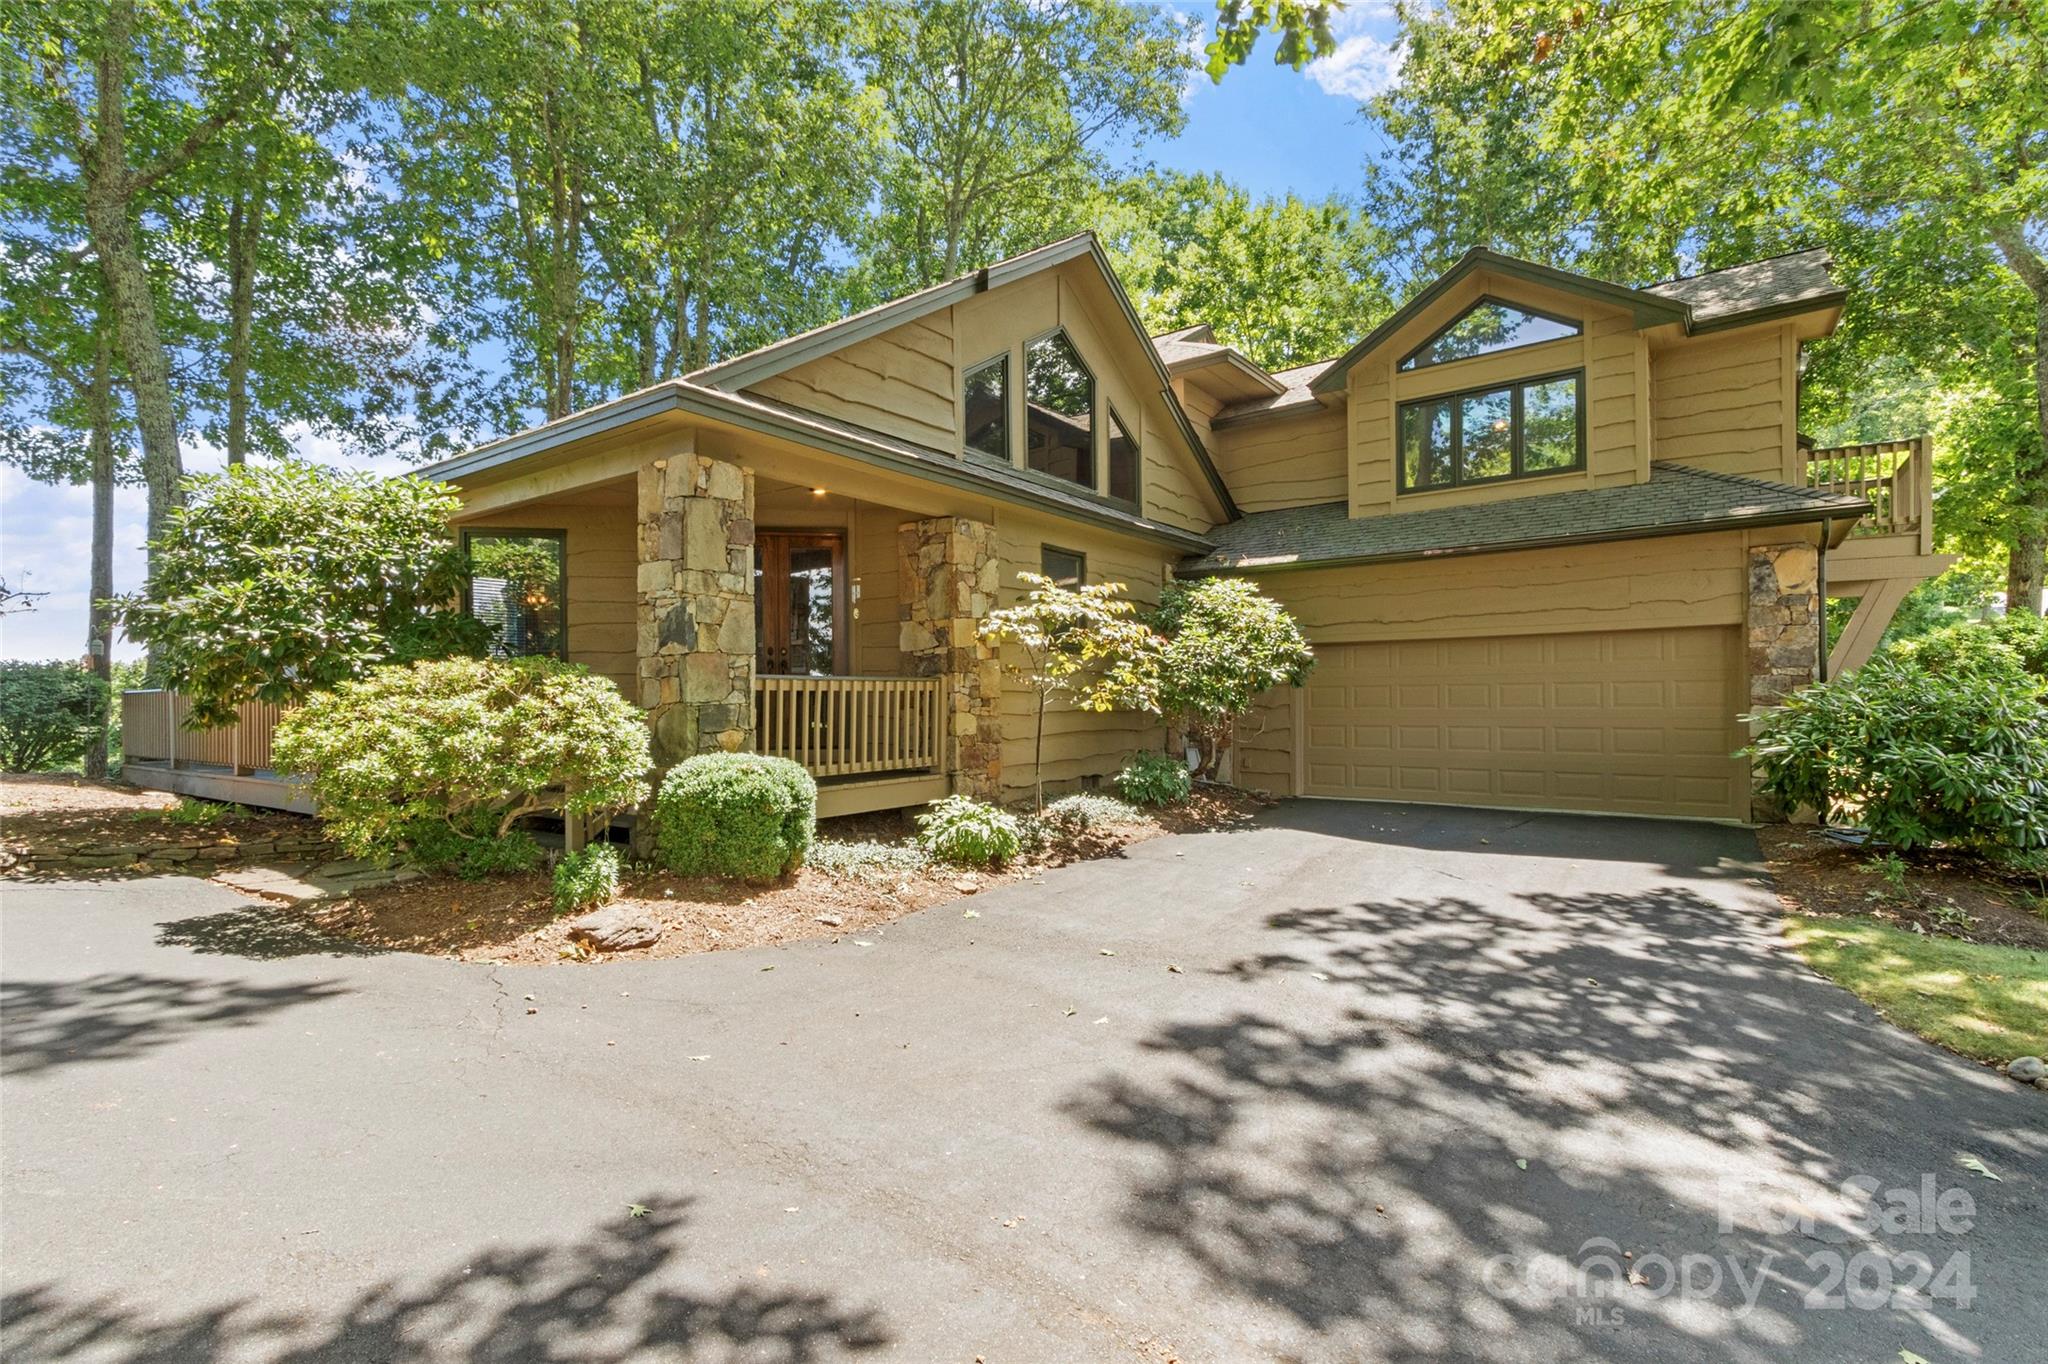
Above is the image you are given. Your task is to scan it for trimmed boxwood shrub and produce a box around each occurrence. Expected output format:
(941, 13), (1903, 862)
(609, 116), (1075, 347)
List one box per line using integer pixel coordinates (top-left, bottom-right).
(553, 843), (623, 914)
(1114, 750), (1192, 807)
(653, 753), (816, 881)
(914, 795), (1023, 868)
(0, 661), (110, 772)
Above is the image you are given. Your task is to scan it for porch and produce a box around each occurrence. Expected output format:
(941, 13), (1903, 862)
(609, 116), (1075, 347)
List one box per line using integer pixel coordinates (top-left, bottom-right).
(1797, 435), (1955, 673)
(121, 673), (954, 821)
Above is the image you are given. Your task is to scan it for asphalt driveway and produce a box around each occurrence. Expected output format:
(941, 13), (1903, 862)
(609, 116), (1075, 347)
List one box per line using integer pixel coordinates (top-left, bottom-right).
(4, 800), (2043, 1363)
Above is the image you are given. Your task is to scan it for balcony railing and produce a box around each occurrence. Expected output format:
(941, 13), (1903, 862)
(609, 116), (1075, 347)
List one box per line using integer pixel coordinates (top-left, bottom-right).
(121, 689), (285, 773)
(753, 674), (946, 779)
(1798, 437), (1931, 545)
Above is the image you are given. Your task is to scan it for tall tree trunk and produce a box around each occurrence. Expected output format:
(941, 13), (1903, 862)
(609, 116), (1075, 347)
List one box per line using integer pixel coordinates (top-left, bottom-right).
(84, 328), (117, 778)
(1993, 226), (2048, 614)
(224, 149), (267, 465)
(79, 0), (184, 549)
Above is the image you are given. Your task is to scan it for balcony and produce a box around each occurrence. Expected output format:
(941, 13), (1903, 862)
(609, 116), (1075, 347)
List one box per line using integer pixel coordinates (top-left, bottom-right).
(1798, 437), (1933, 553)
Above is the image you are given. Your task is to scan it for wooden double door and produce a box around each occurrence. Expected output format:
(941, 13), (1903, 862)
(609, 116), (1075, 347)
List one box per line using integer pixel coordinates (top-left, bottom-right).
(755, 530), (849, 676)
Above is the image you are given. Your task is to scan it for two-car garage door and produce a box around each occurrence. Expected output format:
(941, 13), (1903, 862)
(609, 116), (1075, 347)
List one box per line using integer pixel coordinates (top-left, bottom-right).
(1301, 627), (1747, 821)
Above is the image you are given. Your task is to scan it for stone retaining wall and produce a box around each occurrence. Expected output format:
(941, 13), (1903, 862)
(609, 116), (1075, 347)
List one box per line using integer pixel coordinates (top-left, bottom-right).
(2, 828), (341, 877)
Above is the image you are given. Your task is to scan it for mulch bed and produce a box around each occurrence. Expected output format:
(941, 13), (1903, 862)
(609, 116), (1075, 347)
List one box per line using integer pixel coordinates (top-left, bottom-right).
(0, 772), (336, 875)
(1757, 823), (2048, 951)
(301, 784), (1270, 966)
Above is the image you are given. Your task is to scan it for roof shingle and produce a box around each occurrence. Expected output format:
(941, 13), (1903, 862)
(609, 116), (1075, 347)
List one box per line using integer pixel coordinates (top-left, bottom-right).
(1643, 249), (1841, 323)
(1177, 463), (1870, 575)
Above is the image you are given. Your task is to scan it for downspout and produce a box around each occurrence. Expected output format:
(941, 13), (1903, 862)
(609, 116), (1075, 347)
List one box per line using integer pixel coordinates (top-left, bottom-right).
(1816, 521), (1829, 682)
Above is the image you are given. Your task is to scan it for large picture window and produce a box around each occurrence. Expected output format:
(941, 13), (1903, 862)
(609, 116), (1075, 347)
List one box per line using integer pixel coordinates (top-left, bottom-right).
(963, 355), (1008, 463)
(1398, 371), (1584, 493)
(465, 530), (567, 659)
(1400, 299), (1581, 371)
(1025, 329), (1094, 487)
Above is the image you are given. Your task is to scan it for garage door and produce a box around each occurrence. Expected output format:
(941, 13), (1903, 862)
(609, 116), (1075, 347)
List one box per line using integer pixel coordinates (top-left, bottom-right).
(1302, 627), (1746, 820)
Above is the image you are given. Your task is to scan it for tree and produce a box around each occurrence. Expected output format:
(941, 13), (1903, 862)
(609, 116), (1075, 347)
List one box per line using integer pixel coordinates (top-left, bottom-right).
(0, 661), (110, 772)
(1100, 170), (1394, 370)
(854, 0), (1194, 292)
(1380, 1), (2047, 609)
(1204, 1), (1344, 80)
(115, 461), (489, 727)
(10, 0), (307, 543)
(1152, 577), (1313, 780)
(981, 572), (1161, 811)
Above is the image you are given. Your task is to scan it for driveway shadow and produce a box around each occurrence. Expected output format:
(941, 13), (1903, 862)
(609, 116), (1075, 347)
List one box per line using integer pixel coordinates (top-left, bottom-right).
(154, 905), (384, 960)
(1, 972), (351, 1078)
(1063, 882), (2044, 1361)
(1, 1198), (892, 1362)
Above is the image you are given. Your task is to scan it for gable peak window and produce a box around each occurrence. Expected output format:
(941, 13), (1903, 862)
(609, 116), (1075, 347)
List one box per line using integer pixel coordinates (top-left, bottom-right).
(1398, 371), (1584, 493)
(1400, 299), (1581, 371)
(1025, 329), (1095, 487)
(963, 354), (1008, 463)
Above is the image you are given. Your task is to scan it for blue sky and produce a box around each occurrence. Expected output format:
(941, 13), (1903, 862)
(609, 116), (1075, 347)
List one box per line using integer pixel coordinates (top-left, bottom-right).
(0, 12), (1403, 663)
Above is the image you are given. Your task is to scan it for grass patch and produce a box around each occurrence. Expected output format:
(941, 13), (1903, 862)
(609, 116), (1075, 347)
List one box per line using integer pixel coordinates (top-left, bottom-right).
(136, 796), (249, 826)
(1786, 914), (2048, 1064)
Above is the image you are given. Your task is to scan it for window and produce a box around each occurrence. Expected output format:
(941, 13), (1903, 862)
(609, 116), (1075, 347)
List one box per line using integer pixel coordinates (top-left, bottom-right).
(1400, 299), (1581, 371)
(963, 355), (1008, 463)
(1107, 407), (1138, 504)
(1397, 371), (1584, 492)
(1025, 329), (1094, 487)
(1040, 545), (1086, 587)
(465, 530), (567, 659)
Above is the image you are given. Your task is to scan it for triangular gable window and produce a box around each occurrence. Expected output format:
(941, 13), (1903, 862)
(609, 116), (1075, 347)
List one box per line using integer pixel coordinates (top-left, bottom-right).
(1399, 298), (1581, 371)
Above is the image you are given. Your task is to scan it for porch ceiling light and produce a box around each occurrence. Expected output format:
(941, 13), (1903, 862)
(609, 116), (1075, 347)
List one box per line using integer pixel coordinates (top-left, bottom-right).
(811, 487), (828, 496)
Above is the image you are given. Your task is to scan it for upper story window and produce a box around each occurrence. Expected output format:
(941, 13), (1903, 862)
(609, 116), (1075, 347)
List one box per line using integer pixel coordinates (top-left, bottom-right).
(1400, 299), (1581, 371)
(1399, 371), (1583, 493)
(1107, 407), (1138, 504)
(963, 355), (1008, 462)
(1040, 544), (1086, 587)
(1025, 329), (1094, 487)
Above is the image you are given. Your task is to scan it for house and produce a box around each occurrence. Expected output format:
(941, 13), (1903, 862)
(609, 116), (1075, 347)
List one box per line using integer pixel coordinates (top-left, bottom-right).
(121, 232), (1948, 823)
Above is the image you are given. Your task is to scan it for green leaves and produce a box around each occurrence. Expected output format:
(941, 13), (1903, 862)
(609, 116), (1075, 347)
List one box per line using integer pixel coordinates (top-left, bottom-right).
(0, 661), (110, 772)
(115, 461), (487, 727)
(1152, 577), (1313, 777)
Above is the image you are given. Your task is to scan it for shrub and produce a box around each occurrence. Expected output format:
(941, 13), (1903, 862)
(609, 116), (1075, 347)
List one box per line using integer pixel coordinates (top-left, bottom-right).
(808, 838), (928, 885)
(0, 661), (110, 772)
(653, 753), (816, 881)
(273, 656), (649, 866)
(152, 797), (247, 827)
(914, 795), (1023, 868)
(1115, 750), (1192, 807)
(1748, 654), (2048, 856)
(1153, 578), (1313, 779)
(553, 843), (623, 913)
(115, 461), (489, 727)
(1042, 792), (1141, 830)
(410, 816), (543, 880)
(1888, 612), (2048, 683)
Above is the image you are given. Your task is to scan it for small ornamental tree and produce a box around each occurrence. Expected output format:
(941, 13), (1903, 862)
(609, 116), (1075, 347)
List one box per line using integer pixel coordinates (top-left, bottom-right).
(0, 661), (110, 772)
(117, 461), (490, 727)
(272, 657), (650, 866)
(1153, 578), (1314, 780)
(981, 573), (1162, 811)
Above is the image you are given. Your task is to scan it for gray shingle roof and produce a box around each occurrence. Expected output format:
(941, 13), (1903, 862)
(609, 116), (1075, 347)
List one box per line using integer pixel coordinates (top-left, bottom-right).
(1644, 249), (1841, 323)
(1177, 463), (1870, 575)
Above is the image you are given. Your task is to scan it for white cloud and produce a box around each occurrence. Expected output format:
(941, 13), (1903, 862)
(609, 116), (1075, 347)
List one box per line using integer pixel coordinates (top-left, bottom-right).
(1305, 3), (1406, 101)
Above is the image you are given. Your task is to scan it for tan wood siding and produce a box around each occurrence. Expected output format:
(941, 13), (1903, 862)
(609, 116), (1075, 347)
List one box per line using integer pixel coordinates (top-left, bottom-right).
(461, 503), (636, 697)
(852, 502), (904, 674)
(1299, 626), (1746, 820)
(749, 317), (957, 451)
(1587, 314), (1642, 487)
(991, 509), (1169, 799)
(1650, 329), (1791, 480)
(1212, 404), (1349, 512)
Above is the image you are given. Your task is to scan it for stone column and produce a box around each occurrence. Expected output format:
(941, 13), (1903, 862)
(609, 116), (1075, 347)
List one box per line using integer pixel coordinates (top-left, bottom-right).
(1745, 541), (1821, 822)
(637, 452), (755, 771)
(899, 516), (1003, 801)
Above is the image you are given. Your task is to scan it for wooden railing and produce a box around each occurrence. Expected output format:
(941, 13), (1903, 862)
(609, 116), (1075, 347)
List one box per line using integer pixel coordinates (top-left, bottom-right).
(121, 689), (286, 774)
(753, 674), (945, 779)
(1799, 437), (1932, 548)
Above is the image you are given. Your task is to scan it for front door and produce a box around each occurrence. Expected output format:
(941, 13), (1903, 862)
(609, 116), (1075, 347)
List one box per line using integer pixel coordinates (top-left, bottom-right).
(755, 531), (847, 675)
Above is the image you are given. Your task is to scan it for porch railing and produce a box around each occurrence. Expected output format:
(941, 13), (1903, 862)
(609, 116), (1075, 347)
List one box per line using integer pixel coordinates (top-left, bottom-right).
(753, 674), (945, 779)
(121, 689), (286, 774)
(1799, 437), (1932, 547)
